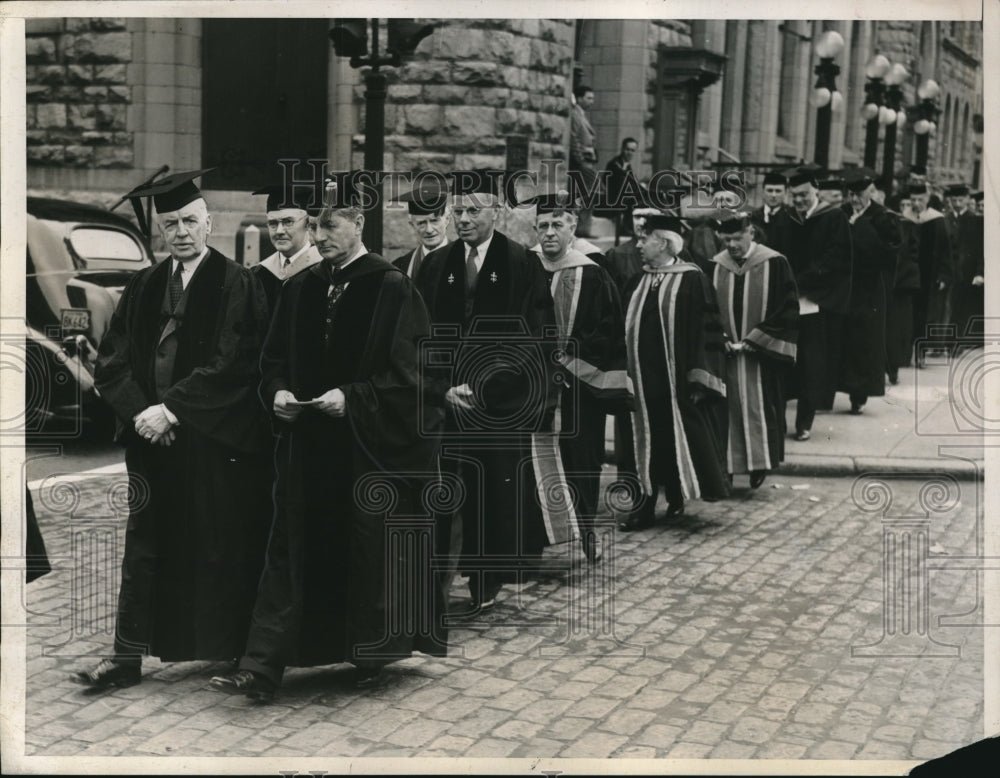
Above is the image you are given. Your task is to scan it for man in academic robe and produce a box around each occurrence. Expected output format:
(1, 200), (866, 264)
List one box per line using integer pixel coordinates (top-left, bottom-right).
(710, 214), (799, 489)
(907, 181), (953, 364)
(943, 183), (984, 347)
(393, 179), (451, 279)
(883, 190), (921, 383)
(620, 214), (730, 531)
(209, 172), (446, 702)
(414, 169), (558, 613)
(250, 182), (323, 316)
(839, 171), (901, 413)
(73, 170), (273, 690)
(768, 166), (853, 440)
(526, 191), (631, 563)
(749, 170), (788, 249)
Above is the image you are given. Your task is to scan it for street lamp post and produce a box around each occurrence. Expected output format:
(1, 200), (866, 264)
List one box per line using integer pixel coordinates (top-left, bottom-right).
(878, 62), (908, 196)
(810, 30), (845, 170)
(913, 78), (942, 174)
(862, 55), (890, 169)
(329, 19), (435, 253)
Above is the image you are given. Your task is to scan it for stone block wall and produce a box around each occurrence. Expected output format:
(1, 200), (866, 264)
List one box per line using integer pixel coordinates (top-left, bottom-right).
(25, 18), (134, 169)
(356, 18), (576, 253)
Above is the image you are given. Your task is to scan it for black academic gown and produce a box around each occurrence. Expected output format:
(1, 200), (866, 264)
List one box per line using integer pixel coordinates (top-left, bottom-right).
(950, 209), (984, 341)
(623, 264), (730, 504)
(840, 201), (901, 398)
(711, 244), (799, 475)
(94, 248), (273, 661)
(750, 204), (786, 249)
(769, 201), (853, 411)
(242, 255), (446, 682)
(532, 253), (630, 544)
(911, 209), (953, 349)
(885, 212), (921, 371)
(415, 232), (557, 595)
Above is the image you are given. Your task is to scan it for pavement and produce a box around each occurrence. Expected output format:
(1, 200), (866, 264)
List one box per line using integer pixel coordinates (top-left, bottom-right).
(8, 346), (991, 770)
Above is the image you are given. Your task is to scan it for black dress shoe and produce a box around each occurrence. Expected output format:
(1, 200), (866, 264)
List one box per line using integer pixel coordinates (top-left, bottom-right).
(749, 470), (767, 489)
(209, 669), (275, 703)
(664, 500), (685, 519)
(793, 429), (811, 441)
(888, 369), (899, 385)
(71, 658), (141, 690)
(849, 402), (865, 415)
(354, 667), (388, 690)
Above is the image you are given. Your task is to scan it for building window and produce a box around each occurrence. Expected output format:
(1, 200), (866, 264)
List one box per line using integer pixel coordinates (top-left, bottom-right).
(201, 19), (330, 191)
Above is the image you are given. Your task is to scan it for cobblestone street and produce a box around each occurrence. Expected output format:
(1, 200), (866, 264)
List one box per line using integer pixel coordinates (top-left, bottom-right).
(19, 469), (985, 767)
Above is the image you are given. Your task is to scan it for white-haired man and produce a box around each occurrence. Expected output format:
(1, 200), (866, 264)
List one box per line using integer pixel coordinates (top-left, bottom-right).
(75, 170), (273, 690)
(620, 213), (730, 531)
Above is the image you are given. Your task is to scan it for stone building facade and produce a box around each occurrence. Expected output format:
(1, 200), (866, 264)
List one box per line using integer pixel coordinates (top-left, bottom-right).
(23, 16), (983, 258)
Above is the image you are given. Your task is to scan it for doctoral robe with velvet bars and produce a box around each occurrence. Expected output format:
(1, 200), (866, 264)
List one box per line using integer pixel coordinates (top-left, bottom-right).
(711, 244), (799, 475)
(623, 263), (730, 502)
(528, 249), (631, 544)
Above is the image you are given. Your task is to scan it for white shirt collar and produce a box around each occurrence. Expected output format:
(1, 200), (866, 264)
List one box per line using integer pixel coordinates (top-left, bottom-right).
(804, 198), (821, 219)
(464, 232), (493, 271)
(335, 243), (369, 274)
(172, 248), (209, 287)
(281, 242), (313, 267)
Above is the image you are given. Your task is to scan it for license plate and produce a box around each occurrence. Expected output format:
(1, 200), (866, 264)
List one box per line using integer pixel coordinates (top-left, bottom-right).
(61, 308), (91, 332)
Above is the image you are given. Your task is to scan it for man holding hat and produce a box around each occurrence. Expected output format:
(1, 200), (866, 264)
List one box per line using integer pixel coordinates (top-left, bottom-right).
(840, 169), (901, 413)
(251, 181), (323, 316)
(944, 183), (984, 345)
(526, 191), (630, 562)
(414, 169), (558, 613)
(394, 177), (451, 279)
(768, 165), (853, 440)
(74, 169), (274, 690)
(620, 213), (730, 530)
(907, 181), (953, 364)
(710, 213), (799, 489)
(210, 171), (446, 701)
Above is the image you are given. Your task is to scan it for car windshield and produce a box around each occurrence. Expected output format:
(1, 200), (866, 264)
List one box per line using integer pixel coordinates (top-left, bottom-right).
(69, 227), (145, 262)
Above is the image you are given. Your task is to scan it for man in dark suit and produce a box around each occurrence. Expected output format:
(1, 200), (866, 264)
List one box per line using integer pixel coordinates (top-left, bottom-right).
(73, 170), (273, 690)
(414, 169), (557, 614)
(944, 183), (984, 347)
(393, 178), (451, 279)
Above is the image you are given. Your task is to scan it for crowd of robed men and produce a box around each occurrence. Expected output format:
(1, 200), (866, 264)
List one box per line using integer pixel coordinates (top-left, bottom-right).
(69, 161), (984, 705)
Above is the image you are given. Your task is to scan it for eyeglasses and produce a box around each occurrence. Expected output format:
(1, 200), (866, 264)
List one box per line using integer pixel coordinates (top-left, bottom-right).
(266, 216), (306, 230)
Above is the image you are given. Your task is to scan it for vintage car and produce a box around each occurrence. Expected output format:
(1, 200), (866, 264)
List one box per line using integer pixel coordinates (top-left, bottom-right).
(24, 196), (154, 436)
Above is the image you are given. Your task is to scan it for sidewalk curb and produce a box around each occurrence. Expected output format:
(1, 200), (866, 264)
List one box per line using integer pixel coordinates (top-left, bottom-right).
(779, 454), (984, 480)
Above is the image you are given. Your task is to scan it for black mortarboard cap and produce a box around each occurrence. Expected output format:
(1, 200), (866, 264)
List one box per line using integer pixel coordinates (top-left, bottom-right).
(944, 183), (970, 197)
(785, 164), (821, 188)
(971, 190), (983, 202)
(122, 167), (214, 238)
(399, 177), (449, 215)
(643, 214), (684, 233)
(252, 183), (324, 216)
(818, 173), (845, 191)
(908, 181), (928, 195)
(843, 167), (877, 193)
(524, 189), (579, 215)
(762, 170), (787, 186)
(715, 213), (752, 234)
(449, 168), (504, 198)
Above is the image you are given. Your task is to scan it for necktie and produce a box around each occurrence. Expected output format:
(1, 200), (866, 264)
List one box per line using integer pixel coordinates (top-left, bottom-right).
(169, 262), (184, 312)
(465, 245), (479, 296)
(281, 256), (291, 275)
(324, 271), (348, 345)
